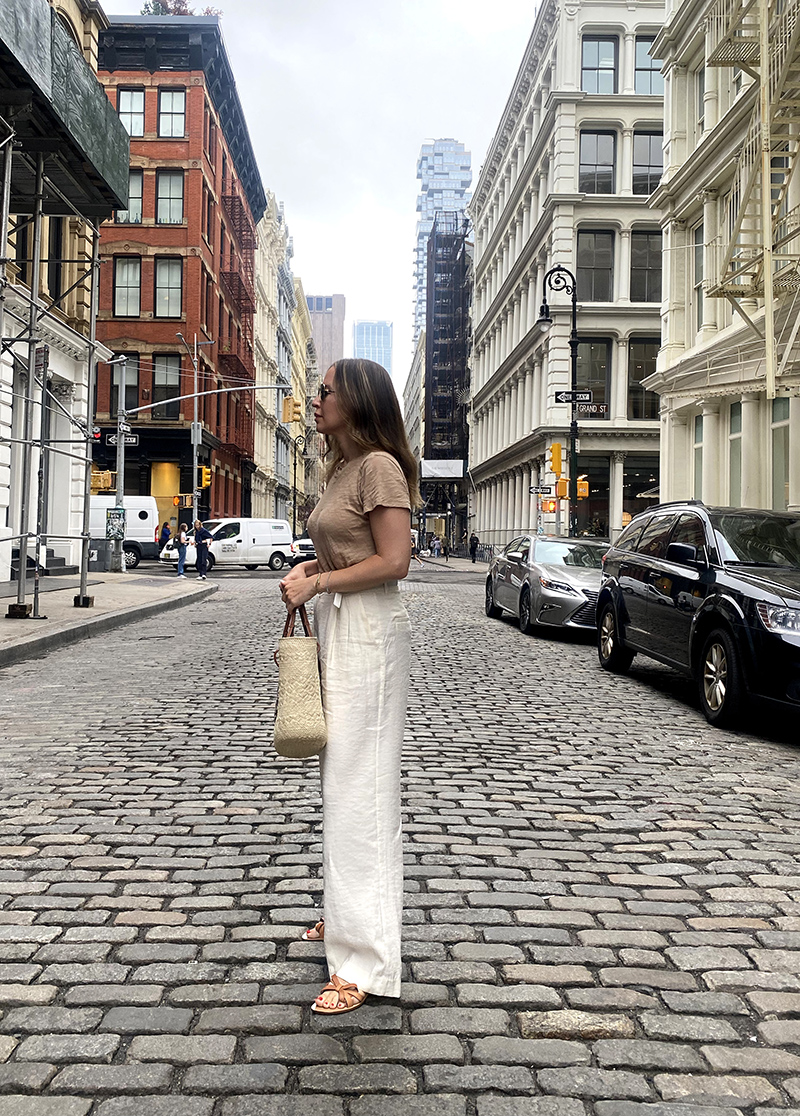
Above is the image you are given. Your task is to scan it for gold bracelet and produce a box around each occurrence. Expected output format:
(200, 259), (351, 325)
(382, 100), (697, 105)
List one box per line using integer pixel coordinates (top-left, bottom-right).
(326, 571), (333, 594)
(314, 571), (322, 595)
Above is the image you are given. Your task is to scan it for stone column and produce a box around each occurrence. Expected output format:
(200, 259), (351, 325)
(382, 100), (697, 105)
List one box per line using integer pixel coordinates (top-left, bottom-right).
(527, 270), (538, 330)
(516, 214), (524, 258)
(622, 33), (636, 94)
(514, 468), (525, 530)
(701, 403), (721, 504)
(668, 412), (689, 501)
(789, 396), (800, 512)
(527, 462), (538, 528)
(615, 338), (628, 421)
(519, 285), (529, 344)
(616, 229), (632, 303)
(522, 197), (531, 242)
(609, 451), (626, 540)
(521, 365), (532, 437)
(620, 128), (633, 195)
(532, 358), (543, 430)
(500, 474), (510, 540)
(741, 393), (763, 507)
(701, 190), (719, 335)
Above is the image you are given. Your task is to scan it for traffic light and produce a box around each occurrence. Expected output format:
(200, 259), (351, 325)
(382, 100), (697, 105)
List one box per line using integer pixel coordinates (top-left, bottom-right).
(577, 479), (589, 499)
(548, 442), (563, 477)
(542, 499), (558, 514)
(173, 495), (181, 506)
(292, 401), (304, 423)
(199, 466), (212, 489)
(556, 478), (568, 499)
(281, 396), (294, 423)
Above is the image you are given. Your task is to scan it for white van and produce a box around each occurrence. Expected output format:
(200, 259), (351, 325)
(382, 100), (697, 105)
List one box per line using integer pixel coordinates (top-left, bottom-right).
(160, 517), (294, 571)
(90, 496), (160, 568)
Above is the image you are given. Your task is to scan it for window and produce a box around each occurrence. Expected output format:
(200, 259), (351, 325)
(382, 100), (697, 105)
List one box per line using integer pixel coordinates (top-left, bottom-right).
(733, 66), (743, 97)
(671, 514), (707, 552)
(630, 231), (662, 302)
(772, 397), (790, 510)
(693, 414), (704, 500)
(47, 217), (63, 302)
(729, 401), (742, 506)
(113, 257), (140, 317)
(14, 220), (28, 285)
(154, 258), (182, 318)
(628, 339), (660, 419)
(118, 89), (144, 137)
(152, 354), (181, 420)
(220, 224), (226, 269)
(634, 37), (663, 94)
(693, 223), (705, 332)
(636, 513), (678, 557)
(577, 231), (614, 301)
(697, 68), (706, 132)
(156, 171), (183, 224)
(579, 132), (616, 193)
(203, 187), (214, 246)
(581, 37), (617, 93)
(111, 353), (139, 414)
(117, 169), (143, 224)
(215, 522), (241, 540)
(158, 88), (185, 137)
(576, 339), (611, 416)
(632, 133), (663, 195)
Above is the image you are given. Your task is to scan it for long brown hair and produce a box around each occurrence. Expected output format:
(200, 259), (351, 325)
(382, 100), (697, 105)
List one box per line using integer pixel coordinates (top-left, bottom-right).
(324, 358), (421, 508)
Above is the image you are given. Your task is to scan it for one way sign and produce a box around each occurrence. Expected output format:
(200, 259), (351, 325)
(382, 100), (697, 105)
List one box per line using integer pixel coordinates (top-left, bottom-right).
(554, 390), (593, 404)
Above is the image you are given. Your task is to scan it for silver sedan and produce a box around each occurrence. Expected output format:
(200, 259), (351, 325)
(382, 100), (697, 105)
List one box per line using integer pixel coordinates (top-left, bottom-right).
(485, 535), (607, 634)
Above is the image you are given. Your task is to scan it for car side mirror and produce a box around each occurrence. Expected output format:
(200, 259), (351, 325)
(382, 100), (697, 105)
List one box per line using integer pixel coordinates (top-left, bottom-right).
(666, 542), (700, 566)
(507, 551), (523, 562)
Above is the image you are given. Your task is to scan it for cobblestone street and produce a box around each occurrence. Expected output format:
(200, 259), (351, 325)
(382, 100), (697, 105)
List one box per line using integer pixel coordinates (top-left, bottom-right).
(0, 570), (799, 1116)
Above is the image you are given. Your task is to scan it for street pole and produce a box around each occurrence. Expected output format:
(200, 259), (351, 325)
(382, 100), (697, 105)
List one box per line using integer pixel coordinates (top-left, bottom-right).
(110, 358), (127, 573)
(192, 335), (199, 523)
(76, 232), (101, 607)
(291, 434), (306, 537)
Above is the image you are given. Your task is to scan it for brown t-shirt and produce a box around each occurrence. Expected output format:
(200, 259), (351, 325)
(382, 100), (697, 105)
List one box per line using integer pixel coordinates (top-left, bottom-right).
(306, 451), (411, 572)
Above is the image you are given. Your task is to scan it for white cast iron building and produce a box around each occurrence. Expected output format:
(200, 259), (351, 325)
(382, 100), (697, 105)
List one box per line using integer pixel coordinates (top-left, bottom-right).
(470, 0), (666, 544)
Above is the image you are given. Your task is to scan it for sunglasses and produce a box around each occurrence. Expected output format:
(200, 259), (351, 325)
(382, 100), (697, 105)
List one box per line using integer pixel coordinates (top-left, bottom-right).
(319, 384), (336, 401)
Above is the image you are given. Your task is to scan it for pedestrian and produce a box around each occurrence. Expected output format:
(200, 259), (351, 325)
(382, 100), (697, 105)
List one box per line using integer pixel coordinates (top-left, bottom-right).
(443, 537), (450, 562)
(279, 357), (418, 1017)
(410, 536), (424, 567)
(158, 521), (171, 553)
(193, 519), (213, 580)
(432, 535), (441, 558)
(176, 523), (188, 578)
(469, 531), (479, 563)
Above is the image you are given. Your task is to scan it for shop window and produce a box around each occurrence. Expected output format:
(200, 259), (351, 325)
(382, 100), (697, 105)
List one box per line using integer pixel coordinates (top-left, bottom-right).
(628, 339), (660, 419)
(630, 231), (662, 302)
(158, 88), (185, 138)
(635, 37), (663, 94)
(153, 354), (181, 420)
(154, 258), (182, 318)
(118, 89), (144, 136)
(582, 37), (618, 93)
(116, 169), (143, 224)
(113, 257), (141, 317)
(632, 133), (663, 195)
(577, 231), (614, 301)
(729, 401), (742, 505)
(579, 132), (616, 193)
(156, 170), (184, 224)
(623, 455), (660, 523)
(772, 397), (790, 510)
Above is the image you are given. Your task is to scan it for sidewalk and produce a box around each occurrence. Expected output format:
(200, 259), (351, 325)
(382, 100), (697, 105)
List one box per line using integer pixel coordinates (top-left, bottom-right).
(0, 572), (216, 668)
(420, 554), (489, 572)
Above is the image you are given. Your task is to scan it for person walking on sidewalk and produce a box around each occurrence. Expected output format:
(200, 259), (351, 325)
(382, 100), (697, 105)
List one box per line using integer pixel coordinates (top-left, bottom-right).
(443, 537), (450, 562)
(469, 531), (479, 563)
(194, 519), (213, 580)
(176, 523), (188, 578)
(158, 522), (171, 553)
(279, 357), (418, 1018)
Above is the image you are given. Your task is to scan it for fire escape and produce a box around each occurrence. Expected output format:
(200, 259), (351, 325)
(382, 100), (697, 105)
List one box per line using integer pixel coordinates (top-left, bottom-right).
(219, 191), (256, 455)
(707, 0), (800, 396)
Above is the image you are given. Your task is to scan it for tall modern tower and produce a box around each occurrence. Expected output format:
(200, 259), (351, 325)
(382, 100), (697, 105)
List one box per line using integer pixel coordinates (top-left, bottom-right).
(306, 294), (346, 376)
(353, 320), (393, 374)
(413, 139), (472, 346)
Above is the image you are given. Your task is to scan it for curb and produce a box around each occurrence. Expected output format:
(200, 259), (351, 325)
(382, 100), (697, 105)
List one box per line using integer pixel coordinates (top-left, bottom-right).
(0, 582), (218, 669)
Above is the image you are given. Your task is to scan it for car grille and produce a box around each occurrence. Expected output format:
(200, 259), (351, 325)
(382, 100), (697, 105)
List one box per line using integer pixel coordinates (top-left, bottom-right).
(570, 590), (599, 627)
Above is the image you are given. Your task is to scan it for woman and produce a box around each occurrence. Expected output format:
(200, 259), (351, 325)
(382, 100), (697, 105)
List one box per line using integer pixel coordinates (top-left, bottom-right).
(176, 523), (188, 578)
(158, 521), (171, 553)
(279, 358), (418, 1016)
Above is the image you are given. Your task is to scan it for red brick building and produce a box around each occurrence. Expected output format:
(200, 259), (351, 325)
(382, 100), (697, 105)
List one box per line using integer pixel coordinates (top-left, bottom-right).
(93, 15), (266, 527)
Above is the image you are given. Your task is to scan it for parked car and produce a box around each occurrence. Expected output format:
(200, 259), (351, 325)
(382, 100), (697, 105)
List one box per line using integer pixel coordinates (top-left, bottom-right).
(160, 518), (294, 571)
(89, 495), (160, 569)
(596, 501), (800, 726)
(485, 535), (607, 633)
(290, 533), (317, 566)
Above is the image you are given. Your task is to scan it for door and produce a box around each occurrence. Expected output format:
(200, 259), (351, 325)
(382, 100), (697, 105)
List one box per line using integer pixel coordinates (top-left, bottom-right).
(619, 513), (677, 646)
(494, 538), (524, 608)
(646, 513), (712, 666)
(213, 520), (242, 565)
(506, 537), (531, 614)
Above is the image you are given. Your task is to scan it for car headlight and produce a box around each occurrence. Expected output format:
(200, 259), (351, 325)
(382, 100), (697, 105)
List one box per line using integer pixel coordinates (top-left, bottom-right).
(539, 576), (578, 595)
(757, 601), (800, 634)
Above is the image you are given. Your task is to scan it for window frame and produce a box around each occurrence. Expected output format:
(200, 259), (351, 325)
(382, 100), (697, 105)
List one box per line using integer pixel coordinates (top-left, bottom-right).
(155, 169), (184, 225)
(113, 256), (141, 318)
(111, 352), (140, 415)
(627, 338), (661, 420)
(630, 230), (662, 303)
(577, 229), (615, 302)
(576, 337), (612, 419)
(117, 88), (145, 137)
(157, 87), (186, 138)
(693, 222), (705, 333)
(152, 353), (182, 420)
(154, 257), (183, 319)
(581, 36), (618, 94)
(116, 168), (143, 225)
(632, 132), (663, 195)
(578, 131), (617, 194)
(634, 36), (664, 95)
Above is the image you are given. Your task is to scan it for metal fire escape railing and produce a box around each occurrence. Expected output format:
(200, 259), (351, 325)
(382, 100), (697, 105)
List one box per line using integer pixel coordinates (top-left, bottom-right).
(219, 192), (256, 385)
(707, 0), (800, 396)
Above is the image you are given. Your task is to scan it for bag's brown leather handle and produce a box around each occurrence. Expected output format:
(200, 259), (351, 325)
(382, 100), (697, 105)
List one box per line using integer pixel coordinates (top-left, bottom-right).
(282, 604), (313, 638)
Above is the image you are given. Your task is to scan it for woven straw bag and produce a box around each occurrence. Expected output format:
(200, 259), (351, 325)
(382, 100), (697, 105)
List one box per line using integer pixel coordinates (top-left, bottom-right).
(273, 605), (327, 759)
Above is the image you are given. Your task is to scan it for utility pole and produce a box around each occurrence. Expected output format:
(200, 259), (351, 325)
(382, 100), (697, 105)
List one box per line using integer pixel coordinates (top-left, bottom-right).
(109, 356), (127, 573)
(178, 332), (213, 524)
(75, 233), (101, 607)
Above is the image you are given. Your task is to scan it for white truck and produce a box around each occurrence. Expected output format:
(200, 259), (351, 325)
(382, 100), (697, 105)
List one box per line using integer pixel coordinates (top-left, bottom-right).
(160, 517), (294, 571)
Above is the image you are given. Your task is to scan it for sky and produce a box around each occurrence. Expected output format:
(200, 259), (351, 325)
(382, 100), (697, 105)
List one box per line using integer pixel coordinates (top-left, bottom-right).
(100, 0), (538, 390)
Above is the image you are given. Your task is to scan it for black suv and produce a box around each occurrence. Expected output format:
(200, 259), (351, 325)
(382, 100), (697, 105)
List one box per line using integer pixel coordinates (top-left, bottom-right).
(597, 502), (800, 726)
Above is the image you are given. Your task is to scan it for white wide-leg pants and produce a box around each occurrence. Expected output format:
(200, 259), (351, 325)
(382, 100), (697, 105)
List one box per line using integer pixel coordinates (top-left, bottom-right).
(314, 583), (411, 998)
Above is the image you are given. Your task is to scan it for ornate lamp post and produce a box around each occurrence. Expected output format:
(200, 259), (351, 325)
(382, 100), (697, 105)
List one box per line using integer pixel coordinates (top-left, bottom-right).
(291, 434), (306, 537)
(536, 264), (580, 538)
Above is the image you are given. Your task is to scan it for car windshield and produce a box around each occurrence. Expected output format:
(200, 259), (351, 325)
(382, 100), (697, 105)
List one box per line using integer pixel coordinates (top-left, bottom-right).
(535, 540), (605, 568)
(203, 521), (221, 532)
(712, 512), (800, 568)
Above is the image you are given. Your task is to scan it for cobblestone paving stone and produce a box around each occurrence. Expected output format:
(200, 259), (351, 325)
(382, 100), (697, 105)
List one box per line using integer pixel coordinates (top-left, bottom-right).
(0, 571), (799, 1115)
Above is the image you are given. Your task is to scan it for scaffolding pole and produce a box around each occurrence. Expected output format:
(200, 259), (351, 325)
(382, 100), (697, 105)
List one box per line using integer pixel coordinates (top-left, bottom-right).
(760, 0), (777, 400)
(76, 232), (100, 604)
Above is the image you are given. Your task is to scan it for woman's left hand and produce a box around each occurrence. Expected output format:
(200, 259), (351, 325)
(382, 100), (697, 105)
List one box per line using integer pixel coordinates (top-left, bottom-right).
(280, 575), (319, 611)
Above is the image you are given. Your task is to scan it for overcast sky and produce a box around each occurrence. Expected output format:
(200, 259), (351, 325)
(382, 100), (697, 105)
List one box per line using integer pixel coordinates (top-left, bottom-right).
(101, 0), (537, 389)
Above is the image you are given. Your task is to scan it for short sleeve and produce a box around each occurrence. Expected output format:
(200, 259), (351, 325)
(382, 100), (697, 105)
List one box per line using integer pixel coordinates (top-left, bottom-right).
(359, 452), (411, 514)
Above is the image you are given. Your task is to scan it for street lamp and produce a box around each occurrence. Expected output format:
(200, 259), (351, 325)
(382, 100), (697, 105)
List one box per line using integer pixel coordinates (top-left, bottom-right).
(291, 434), (306, 538)
(536, 264), (580, 538)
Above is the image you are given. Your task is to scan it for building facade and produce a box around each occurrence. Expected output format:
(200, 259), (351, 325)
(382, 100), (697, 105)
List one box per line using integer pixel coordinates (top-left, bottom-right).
(306, 293), (345, 376)
(290, 278), (321, 533)
(273, 235), (295, 521)
(648, 0), (800, 512)
(403, 329), (426, 463)
(1, 0), (127, 583)
(413, 139), (472, 347)
(353, 320), (393, 374)
(470, 0), (665, 545)
(94, 15), (266, 529)
(252, 191), (286, 518)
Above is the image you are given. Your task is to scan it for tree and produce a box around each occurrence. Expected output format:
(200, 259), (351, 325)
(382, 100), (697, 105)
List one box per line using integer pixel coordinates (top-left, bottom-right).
(141, 1), (222, 14)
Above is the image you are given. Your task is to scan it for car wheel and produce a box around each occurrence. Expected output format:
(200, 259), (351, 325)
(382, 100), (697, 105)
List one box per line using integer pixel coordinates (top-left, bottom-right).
(206, 554), (215, 572)
(268, 553), (286, 571)
(519, 587), (534, 634)
(123, 547), (140, 569)
(485, 578), (502, 619)
(244, 565), (258, 571)
(697, 627), (745, 727)
(598, 603), (634, 673)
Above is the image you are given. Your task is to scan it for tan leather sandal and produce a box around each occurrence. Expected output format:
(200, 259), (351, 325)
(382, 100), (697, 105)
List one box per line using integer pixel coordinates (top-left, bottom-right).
(311, 974), (367, 1015)
(302, 918), (324, 941)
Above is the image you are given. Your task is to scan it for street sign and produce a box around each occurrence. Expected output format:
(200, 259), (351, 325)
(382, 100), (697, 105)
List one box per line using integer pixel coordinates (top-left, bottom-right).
(106, 433), (139, 447)
(35, 344), (49, 377)
(577, 403), (609, 416)
(190, 421), (203, 446)
(529, 485), (553, 494)
(118, 421), (132, 434)
(555, 390), (593, 404)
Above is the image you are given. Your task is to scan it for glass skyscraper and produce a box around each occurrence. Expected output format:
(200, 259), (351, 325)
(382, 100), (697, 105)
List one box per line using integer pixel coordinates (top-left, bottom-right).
(353, 320), (393, 375)
(413, 139), (472, 346)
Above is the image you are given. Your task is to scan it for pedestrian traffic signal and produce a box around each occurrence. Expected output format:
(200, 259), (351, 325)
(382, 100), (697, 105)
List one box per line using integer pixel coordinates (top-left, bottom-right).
(173, 495), (181, 506)
(577, 479), (589, 499)
(556, 478), (568, 499)
(548, 442), (563, 477)
(281, 397), (294, 423)
(542, 499), (558, 514)
(199, 466), (212, 489)
(292, 401), (304, 423)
